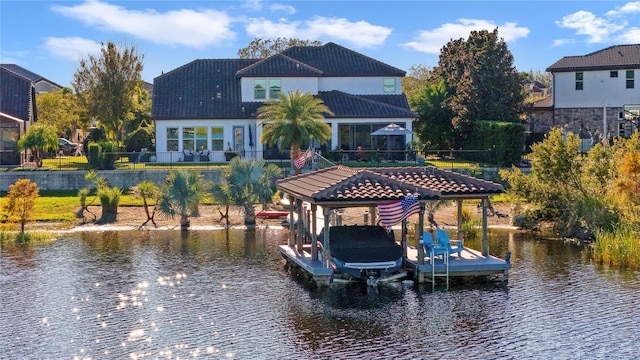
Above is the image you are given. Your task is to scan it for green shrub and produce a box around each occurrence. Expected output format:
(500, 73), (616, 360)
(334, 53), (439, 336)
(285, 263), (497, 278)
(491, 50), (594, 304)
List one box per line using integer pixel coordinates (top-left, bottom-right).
(87, 143), (101, 169)
(125, 128), (153, 152)
(464, 120), (525, 166)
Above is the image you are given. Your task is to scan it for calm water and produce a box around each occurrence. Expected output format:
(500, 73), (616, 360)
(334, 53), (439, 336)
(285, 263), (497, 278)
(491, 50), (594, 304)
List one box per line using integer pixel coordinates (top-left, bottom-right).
(1, 228), (639, 359)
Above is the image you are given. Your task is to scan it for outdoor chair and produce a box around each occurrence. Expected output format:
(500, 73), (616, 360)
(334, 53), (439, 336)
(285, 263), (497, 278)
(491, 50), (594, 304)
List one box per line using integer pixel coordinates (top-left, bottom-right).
(421, 232), (448, 261)
(435, 229), (463, 257)
(182, 150), (194, 162)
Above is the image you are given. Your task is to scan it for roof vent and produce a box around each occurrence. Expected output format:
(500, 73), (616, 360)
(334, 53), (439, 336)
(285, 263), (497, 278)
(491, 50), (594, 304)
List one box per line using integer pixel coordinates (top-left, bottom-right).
(216, 92), (222, 99)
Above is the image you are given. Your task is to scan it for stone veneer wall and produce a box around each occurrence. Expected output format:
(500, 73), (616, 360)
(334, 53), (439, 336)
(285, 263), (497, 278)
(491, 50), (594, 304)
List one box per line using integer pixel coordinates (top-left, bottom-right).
(0, 169), (223, 191)
(551, 107), (623, 139)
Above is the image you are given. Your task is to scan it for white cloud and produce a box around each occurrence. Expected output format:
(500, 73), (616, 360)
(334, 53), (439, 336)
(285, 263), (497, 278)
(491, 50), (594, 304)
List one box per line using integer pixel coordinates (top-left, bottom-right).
(43, 37), (102, 61)
(244, 16), (391, 48)
(618, 27), (640, 42)
(606, 1), (640, 16)
(552, 38), (576, 47)
(242, 0), (263, 12)
(556, 10), (625, 43)
(402, 19), (529, 54)
(557, 2), (640, 44)
(51, 0), (236, 48)
(269, 3), (296, 15)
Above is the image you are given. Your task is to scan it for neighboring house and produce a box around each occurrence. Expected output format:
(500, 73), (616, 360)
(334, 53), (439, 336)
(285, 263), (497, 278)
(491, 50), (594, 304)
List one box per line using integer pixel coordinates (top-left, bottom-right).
(527, 95), (554, 134)
(0, 66), (38, 165)
(152, 42), (417, 162)
(0, 64), (63, 94)
(523, 78), (549, 99)
(546, 44), (640, 142)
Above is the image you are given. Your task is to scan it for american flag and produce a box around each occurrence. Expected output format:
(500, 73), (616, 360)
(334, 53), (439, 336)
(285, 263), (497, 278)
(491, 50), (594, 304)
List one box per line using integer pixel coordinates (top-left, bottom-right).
(293, 149), (312, 169)
(377, 194), (420, 227)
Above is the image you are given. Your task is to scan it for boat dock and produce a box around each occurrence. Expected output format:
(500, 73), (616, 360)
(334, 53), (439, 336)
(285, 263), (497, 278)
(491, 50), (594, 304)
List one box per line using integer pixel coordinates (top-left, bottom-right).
(279, 242), (511, 287)
(279, 244), (333, 286)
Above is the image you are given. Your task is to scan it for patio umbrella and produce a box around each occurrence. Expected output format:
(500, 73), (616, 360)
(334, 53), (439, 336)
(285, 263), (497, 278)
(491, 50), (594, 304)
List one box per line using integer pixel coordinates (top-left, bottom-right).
(370, 123), (412, 136)
(370, 123), (412, 160)
(248, 124), (254, 147)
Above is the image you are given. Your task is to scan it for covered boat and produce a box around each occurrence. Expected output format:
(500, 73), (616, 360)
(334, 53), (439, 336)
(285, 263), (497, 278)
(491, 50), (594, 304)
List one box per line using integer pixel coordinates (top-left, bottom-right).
(319, 225), (403, 284)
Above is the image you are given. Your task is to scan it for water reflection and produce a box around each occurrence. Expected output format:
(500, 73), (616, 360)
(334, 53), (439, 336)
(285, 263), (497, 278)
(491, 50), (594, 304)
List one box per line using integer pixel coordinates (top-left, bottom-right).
(1, 228), (639, 359)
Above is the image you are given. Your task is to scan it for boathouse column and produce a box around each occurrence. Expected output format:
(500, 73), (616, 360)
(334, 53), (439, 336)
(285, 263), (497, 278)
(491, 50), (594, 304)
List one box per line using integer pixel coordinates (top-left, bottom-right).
(417, 203), (425, 265)
(369, 206), (376, 225)
(311, 204), (318, 261)
(322, 207), (332, 266)
(481, 198), (489, 256)
(296, 199), (304, 252)
(288, 194), (295, 246)
(456, 200), (463, 240)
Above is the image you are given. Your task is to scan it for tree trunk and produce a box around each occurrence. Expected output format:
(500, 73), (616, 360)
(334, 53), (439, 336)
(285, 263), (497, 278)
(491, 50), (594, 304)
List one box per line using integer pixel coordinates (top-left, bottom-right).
(244, 204), (256, 225)
(180, 215), (190, 230)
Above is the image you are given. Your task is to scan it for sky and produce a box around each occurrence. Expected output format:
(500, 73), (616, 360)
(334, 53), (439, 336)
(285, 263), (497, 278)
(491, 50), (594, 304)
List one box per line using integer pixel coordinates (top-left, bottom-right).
(1, 0), (639, 87)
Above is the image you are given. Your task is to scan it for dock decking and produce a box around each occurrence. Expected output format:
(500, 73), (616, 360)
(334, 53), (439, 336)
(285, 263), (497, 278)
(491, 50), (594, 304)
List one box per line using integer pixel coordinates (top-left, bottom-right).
(280, 243), (511, 286)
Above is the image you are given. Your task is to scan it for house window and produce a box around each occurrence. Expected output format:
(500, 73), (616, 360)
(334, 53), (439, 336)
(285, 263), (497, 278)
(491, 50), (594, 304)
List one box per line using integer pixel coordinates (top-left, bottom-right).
(610, 71), (618, 78)
(384, 78), (396, 93)
(254, 79), (266, 99)
(575, 72), (583, 90)
(167, 128), (179, 151)
(211, 127), (223, 151)
(626, 70), (635, 89)
(182, 127), (195, 151)
(195, 127), (207, 151)
(269, 79), (281, 98)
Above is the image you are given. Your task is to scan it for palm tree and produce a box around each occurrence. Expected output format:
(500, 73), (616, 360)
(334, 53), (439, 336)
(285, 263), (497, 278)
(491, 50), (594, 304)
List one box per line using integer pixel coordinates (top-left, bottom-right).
(257, 90), (333, 174)
(212, 157), (281, 225)
(157, 170), (210, 230)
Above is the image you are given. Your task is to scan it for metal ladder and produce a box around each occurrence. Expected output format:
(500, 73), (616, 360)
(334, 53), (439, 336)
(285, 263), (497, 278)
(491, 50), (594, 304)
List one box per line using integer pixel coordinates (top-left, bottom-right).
(431, 247), (450, 289)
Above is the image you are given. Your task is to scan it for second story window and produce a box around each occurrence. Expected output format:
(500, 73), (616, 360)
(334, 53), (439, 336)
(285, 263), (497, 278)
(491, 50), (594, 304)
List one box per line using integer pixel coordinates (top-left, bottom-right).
(626, 70), (635, 89)
(575, 72), (583, 90)
(384, 78), (396, 93)
(269, 79), (281, 98)
(610, 71), (618, 78)
(254, 80), (266, 99)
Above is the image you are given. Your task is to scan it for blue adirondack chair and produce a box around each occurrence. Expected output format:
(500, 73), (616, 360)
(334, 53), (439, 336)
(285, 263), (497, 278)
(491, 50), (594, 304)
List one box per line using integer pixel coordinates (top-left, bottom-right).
(422, 232), (448, 260)
(435, 229), (463, 257)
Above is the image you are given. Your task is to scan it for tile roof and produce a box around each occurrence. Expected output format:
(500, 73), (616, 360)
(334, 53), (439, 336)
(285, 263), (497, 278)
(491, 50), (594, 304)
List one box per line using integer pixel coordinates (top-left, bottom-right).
(532, 95), (553, 108)
(0, 64), (63, 88)
(546, 44), (640, 72)
(152, 59), (259, 120)
(235, 54), (323, 77)
(151, 42), (413, 121)
(280, 42), (406, 77)
(318, 91), (417, 118)
(276, 166), (504, 207)
(0, 67), (35, 121)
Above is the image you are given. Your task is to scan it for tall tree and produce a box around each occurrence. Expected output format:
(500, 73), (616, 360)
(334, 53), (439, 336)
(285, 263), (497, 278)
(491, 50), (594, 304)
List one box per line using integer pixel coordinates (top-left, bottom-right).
(411, 79), (455, 150)
(72, 41), (144, 144)
(237, 37), (323, 58)
(402, 64), (434, 106)
(258, 90), (333, 174)
(36, 87), (84, 138)
(435, 28), (524, 144)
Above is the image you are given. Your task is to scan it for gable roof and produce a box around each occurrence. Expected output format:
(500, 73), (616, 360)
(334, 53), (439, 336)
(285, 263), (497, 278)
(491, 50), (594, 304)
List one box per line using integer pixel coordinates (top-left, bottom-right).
(279, 42), (406, 77)
(235, 54), (323, 77)
(0, 64), (63, 89)
(546, 44), (640, 72)
(276, 166), (504, 206)
(0, 67), (36, 122)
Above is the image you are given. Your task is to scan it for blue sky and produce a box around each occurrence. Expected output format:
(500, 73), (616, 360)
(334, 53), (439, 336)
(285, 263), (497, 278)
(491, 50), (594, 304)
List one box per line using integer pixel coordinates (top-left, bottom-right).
(1, 0), (639, 87)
